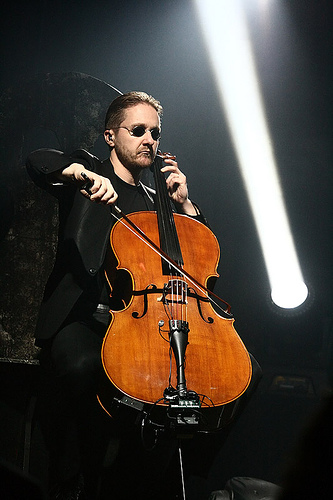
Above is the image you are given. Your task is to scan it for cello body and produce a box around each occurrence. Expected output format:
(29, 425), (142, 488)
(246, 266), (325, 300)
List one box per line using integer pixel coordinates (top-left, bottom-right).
(101, 210), (252, 412)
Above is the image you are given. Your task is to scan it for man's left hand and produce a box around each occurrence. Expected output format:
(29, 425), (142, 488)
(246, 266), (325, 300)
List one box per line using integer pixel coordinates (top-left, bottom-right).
(161, 158), (197, 216)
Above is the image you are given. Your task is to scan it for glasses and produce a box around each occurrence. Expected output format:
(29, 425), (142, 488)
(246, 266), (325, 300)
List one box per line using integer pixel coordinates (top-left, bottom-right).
(115, 125), (161, 141)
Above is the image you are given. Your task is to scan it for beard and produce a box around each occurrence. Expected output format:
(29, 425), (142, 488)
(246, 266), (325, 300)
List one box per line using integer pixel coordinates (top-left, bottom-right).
(114, 143), (155, 171)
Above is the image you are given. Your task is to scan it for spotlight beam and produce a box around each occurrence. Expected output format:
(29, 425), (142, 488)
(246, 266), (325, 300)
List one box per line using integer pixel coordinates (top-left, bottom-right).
(194, 0), (308, 309)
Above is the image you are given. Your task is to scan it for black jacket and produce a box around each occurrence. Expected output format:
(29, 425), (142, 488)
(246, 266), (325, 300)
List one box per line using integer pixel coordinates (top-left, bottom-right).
(27, 149), (130, 340)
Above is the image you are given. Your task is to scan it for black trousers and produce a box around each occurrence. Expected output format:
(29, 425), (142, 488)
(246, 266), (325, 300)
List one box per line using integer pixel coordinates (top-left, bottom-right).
(37, 312), (262, 500)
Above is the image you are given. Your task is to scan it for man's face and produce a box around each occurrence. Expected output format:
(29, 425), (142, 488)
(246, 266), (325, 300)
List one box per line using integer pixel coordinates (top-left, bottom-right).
(110, 103), (160, 171)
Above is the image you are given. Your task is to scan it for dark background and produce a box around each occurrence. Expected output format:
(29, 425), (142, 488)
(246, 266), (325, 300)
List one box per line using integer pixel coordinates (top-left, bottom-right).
(0, 0), (332, 495)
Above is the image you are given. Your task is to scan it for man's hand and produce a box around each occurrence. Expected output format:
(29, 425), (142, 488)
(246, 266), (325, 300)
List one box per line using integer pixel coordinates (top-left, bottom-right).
(57, 163), (118, 205)
(161, 157), (197, 215)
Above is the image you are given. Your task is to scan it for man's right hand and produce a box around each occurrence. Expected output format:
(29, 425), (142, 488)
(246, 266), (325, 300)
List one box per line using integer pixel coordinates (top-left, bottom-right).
(58, 163), (118, 205)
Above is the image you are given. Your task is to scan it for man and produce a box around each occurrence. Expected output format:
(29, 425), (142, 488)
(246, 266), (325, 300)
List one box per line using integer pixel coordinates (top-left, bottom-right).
(26, 91), (208, 499)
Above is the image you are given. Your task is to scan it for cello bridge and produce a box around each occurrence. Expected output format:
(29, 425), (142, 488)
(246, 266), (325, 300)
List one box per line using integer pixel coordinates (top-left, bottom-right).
(161, 279), (188, 305)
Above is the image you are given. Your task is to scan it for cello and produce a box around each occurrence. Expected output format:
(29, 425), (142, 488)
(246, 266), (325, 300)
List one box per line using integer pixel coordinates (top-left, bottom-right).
(99, 152), (252, 432)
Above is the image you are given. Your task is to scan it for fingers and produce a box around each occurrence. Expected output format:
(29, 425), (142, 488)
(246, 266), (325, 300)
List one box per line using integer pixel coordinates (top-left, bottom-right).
(79, 172), (118, 205)
(161, 159), (187, 188)
(165, 171), (186, 187)
(160, 162), (189, 209)
(161, 160), (186, 186)
(160, 156), (179, 173)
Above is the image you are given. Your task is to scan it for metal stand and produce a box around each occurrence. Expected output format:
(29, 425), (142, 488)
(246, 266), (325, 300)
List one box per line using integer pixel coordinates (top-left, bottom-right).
(166, 319), (201, 500)
(178, 440), (187, 500)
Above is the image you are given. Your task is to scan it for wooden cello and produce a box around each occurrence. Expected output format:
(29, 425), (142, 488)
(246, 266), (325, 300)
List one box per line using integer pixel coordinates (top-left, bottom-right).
(99, 153), (252, 431)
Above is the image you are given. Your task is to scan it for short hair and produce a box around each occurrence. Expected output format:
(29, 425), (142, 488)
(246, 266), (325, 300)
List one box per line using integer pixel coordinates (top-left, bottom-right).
(104, 91), (163, 130)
